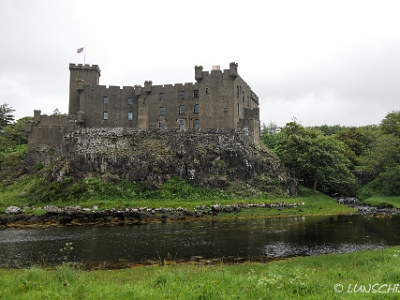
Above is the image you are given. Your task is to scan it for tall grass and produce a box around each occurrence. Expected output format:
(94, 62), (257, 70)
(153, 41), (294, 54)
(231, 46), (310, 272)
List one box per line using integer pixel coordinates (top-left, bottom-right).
(2, 246), (400, 299)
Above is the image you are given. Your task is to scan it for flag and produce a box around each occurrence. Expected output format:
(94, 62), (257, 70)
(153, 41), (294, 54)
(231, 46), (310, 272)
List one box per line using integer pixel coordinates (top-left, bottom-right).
(77, 47), (84, 54)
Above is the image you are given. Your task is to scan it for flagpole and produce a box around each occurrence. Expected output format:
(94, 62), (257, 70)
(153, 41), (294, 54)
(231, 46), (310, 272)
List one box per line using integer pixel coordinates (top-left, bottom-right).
(84, 45), (86, 65)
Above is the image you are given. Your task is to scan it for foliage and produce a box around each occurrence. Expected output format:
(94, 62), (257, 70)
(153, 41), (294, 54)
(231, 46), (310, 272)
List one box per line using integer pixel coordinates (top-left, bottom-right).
(260, 126), (283, 149)
(0, 114), (31, 184)
(362, 134), (400, 173)
(311, 124), (348, 136)
(0, 103), (15, 131)
(0, 145), (27, 184)
(380, 110), (400, 137)
(362, 196), (400, 208)
(334, 127), (366, 168)
(352, 113), (400, 197)
(0, 117), (32, 148)
(160, 176), (192, 197)
(272, 122), (356, 194)
(52, 108), (61, 116)
(359, 165), (400, 198)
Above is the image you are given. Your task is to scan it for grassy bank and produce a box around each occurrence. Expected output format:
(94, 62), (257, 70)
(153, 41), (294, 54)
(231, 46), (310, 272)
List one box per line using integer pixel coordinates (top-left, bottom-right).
(363, 196), (400, 209)
(0, 175), (355, 218)
(1, 246), (400, 299)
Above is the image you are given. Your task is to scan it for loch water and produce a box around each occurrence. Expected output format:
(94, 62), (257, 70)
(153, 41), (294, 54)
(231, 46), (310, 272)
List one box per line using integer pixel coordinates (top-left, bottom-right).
(1, 214), (400, 268)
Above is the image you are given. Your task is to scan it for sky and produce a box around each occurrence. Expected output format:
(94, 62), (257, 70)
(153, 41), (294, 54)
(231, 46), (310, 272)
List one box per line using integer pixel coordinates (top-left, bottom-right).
(1, 0), (399, 128)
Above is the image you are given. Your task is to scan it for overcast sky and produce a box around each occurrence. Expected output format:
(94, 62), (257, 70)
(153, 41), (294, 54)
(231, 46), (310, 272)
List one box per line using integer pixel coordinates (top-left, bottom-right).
(1, 0), (399, 128)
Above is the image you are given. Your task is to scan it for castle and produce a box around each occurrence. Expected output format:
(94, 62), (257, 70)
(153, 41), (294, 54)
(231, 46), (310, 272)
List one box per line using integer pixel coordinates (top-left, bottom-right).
(26, 62), (260, 148)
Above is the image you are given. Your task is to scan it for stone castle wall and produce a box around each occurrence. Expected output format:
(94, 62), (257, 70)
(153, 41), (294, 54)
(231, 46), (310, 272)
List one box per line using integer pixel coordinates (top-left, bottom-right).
(75, 63), (260, 134)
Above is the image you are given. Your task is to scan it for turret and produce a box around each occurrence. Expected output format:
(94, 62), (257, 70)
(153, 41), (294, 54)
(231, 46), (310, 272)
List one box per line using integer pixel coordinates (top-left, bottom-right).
(144, 80), (152, 93)
(69, 64), (101, 117)
(134, 85), (142, 96)
(195, 65), (203, 82)
(229, 62), (238, 79)
(34, 110), (41, 123)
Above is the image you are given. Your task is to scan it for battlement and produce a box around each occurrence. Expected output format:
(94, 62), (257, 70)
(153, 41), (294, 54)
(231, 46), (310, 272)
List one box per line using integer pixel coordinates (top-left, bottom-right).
(29, 62), (261, 149)
(69, 63), (101, 75)
(31, 110), (77, 127)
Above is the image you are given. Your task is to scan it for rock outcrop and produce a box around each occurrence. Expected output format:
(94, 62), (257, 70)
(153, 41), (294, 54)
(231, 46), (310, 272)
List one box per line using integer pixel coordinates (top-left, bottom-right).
(24, 128), (297, 195)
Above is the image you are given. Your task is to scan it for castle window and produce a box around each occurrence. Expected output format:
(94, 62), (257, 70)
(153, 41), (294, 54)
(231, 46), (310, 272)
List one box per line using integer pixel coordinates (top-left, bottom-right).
(128, 112), (133, 120)
(193, 90), (199, 98)
(103, 97), (108, 104)
(243, 126), (249, 132)
(159, 121), (165, 130)
(178, 119), (185, 131)
(193, 104), (199, 114)
(103, 111), (108, 120)
(237, 104), (240, 116)
(159, 93), (165, 101)
(128, 97), (133, 105)
(179, 105), (185, 114)
(205, 87), (209, 94)
(179, 91), (185, 99)
(237, 86), (239, 98)
(224, 106), (228, 112)
(193, 119), (199, 130)
(159, 107), (165, 116)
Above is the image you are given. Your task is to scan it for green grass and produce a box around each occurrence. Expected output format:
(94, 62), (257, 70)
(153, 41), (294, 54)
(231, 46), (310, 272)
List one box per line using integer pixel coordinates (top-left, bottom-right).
(363, 196), (400, 208)
(0, 176), (355, 218)
(2, 246), (400, 299)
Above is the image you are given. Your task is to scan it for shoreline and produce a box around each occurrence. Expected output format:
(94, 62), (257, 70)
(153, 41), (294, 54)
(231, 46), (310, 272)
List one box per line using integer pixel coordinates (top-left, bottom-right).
(1, 202), (398, 228)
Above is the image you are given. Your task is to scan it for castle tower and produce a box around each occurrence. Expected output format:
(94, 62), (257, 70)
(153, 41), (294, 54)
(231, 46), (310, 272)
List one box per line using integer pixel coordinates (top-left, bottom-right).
(229, 62), (238, 79)
(69, 64), (101, 117)
(195, 65), (203, 82)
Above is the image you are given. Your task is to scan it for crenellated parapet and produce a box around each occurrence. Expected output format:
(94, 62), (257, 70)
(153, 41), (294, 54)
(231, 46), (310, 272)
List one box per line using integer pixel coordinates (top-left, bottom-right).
(29, 62), (261, 149)
(69, 63), (101, 76)
(26, 110), (79, 148)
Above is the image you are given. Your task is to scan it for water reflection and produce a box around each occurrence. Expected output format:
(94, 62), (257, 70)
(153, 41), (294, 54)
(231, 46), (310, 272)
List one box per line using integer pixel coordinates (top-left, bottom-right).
(1, 215), (399, 268)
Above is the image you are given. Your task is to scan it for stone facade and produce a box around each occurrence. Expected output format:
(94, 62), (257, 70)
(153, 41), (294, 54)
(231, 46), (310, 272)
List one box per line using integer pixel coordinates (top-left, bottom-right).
(26, 63), (260, 148)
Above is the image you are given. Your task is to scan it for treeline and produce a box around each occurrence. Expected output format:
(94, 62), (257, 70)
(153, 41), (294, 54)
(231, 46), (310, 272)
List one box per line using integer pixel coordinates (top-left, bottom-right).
(0, 104), (32, 184)
(261, 111), (400, 197)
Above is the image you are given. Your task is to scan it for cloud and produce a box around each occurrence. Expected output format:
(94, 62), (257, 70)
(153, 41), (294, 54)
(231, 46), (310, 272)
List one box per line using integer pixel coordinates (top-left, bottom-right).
(258, 39), (400, 127)
(1, 0), (399, 129)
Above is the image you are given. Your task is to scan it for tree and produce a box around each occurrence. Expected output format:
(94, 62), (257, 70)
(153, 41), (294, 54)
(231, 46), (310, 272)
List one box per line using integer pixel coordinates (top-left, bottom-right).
(364, 134), (400, 173)
(274, 122), (355, 194)
(381, 110), (400, 137)
(334, 127), (366, 168)
(1, 116), (32, 147)
(260, 122), (282, 149)
(52, 108), (61, 116)
(0, 103), (15, 130)
(312, 124), (348, 136)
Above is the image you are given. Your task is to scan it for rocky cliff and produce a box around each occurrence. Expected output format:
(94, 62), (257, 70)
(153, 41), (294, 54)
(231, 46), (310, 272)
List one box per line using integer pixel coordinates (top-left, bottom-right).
(24, 128), (297, 195)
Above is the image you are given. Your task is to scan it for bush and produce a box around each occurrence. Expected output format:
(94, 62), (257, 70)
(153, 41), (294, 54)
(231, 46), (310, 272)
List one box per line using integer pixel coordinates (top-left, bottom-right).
(358, 165), (400, 198)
